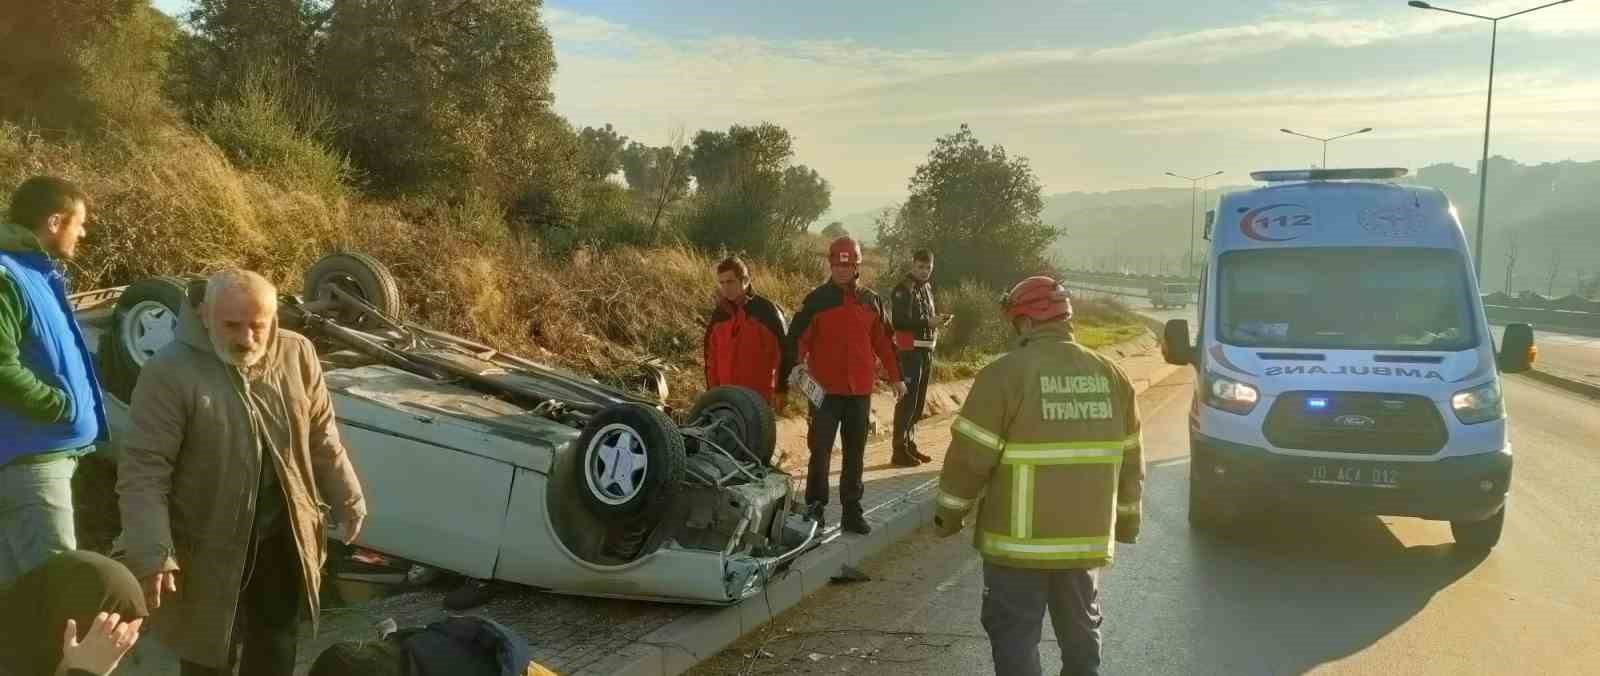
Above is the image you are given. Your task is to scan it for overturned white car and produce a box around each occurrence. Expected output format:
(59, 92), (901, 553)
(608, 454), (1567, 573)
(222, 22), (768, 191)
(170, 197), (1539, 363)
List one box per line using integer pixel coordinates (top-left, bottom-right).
(73, 252), (818, 605)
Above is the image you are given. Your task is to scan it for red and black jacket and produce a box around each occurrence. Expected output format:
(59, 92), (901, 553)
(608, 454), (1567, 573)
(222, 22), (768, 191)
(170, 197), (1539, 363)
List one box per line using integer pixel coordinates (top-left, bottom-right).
(703, 290), (789, 404)
(786, 281), (901, 397)
(891, 276), (938, 351)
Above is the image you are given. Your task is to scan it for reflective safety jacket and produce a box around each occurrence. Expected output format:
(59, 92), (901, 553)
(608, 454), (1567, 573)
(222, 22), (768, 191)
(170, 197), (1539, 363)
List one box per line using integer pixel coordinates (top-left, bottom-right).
(934, 321), (1143, 570)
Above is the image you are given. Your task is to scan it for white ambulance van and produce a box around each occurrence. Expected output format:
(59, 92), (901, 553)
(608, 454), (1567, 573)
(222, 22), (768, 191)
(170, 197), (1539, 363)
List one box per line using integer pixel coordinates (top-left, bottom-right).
(1161, 168), (1536, 551)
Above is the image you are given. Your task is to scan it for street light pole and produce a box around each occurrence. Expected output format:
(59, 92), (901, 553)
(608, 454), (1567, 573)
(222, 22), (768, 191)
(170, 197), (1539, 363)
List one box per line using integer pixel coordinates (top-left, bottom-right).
(1408, 0), (1577, 283)
(1279, 127), (1373, 168)
(1167, 171), (1224, 280)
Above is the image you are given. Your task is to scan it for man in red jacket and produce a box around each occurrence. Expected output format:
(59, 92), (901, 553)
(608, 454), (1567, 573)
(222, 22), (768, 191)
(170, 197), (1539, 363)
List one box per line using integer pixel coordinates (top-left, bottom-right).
(703, 256), (790, 408)
(787, 236), (905, 535)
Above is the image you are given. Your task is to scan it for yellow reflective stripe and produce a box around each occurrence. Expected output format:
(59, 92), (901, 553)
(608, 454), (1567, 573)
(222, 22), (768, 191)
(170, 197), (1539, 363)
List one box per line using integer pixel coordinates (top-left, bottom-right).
(1123, 434), (1141, 451)
(938, 491), (974, 511)
(980, 532), (1111, 560)
(953, 416), (1004, 450)
(1012, 465), (1033, 538)
(1002, 441), (1123, 465)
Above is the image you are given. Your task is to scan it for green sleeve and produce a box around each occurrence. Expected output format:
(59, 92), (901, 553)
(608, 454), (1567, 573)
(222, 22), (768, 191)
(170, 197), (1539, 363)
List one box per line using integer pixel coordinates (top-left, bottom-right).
(0, 273), (69, 422)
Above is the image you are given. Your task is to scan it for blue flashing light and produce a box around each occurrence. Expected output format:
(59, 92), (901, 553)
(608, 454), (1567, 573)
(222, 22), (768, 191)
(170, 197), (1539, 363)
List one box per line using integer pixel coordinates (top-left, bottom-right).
(1306, 397), (1329, 411)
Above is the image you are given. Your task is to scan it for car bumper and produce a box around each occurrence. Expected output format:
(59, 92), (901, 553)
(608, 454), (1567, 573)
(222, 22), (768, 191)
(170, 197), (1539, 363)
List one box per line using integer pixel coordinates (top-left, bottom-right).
(1191, 434), (1511, 522)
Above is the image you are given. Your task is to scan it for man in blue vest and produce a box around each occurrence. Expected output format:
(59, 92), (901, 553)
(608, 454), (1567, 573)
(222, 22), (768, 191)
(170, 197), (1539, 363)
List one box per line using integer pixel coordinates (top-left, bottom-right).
(0, 176), (106, 586)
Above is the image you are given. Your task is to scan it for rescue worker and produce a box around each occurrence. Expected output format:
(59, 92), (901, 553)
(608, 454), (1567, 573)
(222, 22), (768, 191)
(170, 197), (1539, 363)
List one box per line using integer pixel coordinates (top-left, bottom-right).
(703, 256), (791, 409)
(889, 248), (950, 466)
(787, 236), (905, 535)
(933, 276), (1143, 676)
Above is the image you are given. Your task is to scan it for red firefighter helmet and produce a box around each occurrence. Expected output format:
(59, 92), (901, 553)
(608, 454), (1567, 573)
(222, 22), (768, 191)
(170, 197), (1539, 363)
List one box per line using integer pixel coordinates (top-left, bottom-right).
(827, 236), (863, 265)
(1001, 276), (1073, 322)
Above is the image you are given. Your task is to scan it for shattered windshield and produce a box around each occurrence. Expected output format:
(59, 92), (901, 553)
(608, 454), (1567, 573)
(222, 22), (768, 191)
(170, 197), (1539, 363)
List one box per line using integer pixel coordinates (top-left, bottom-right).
(1218, 247), (1479, 351)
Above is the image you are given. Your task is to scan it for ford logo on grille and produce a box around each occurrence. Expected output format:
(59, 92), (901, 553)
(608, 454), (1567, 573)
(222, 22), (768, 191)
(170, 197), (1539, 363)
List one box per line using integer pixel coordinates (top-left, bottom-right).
(1334, 414), (1377, 429)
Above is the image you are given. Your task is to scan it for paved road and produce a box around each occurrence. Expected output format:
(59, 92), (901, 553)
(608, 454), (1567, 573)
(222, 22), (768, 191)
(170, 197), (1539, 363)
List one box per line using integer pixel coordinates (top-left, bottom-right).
(693, 369), (1600, 675)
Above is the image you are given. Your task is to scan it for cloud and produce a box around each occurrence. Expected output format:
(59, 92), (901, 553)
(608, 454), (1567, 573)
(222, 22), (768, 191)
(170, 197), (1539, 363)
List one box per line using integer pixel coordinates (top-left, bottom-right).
(544, 2), (1600, 194)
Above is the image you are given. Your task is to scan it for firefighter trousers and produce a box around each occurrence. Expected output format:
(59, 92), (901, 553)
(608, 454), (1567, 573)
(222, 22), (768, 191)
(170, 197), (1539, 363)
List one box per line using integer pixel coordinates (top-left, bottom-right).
(981, 563), (1102, 676)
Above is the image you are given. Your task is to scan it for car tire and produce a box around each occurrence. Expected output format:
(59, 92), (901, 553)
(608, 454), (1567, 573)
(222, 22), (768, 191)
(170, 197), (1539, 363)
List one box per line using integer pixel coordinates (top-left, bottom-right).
(575, 403), (687, 518)
(101, 276), (189, 402)
(686, 386), (778, 467)
(1187, 472), (1233, 532)
(1451, 506), (1505, 552)
(303, 252), (402, 328)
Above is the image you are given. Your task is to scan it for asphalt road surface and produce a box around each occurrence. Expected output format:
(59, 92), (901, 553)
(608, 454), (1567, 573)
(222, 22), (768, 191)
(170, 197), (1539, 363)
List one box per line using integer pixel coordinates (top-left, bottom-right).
(693, 368), (1600, 675)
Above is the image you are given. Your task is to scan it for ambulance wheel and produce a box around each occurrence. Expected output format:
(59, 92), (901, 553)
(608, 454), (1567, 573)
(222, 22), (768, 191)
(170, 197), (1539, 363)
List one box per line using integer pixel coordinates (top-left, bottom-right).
(1187, 473), (1234, 532)
(1450, 507), (1504, 553)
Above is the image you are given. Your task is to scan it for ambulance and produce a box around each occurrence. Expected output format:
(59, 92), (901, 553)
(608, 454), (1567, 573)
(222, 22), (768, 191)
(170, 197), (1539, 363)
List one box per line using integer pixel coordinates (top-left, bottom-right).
(1161, 168), (1536, 551)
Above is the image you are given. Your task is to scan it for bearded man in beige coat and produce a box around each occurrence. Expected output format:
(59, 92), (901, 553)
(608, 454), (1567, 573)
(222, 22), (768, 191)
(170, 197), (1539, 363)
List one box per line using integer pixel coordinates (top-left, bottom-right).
(116, 269), (366, 676)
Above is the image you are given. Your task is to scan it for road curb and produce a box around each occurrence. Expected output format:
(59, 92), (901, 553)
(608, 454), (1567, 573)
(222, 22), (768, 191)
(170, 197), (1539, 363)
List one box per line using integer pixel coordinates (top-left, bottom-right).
(1518, 368), (1600, 400)
(573, 482), (938, 676)
(579, 348), (1182, 676)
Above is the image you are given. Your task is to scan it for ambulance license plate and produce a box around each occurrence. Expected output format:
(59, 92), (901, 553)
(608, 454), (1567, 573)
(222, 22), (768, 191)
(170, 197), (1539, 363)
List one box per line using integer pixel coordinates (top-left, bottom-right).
(1307, 465), (1399, 489)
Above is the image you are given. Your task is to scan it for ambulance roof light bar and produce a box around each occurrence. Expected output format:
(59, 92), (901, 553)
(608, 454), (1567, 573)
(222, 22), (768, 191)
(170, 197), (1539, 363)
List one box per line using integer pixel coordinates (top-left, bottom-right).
(1250, 168), (1409, 182)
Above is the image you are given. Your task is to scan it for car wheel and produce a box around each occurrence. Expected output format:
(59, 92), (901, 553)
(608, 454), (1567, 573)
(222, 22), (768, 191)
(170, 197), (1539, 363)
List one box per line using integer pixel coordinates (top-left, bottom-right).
(687, 385), (777, 467)
(1451, 506), (1505, 553)
(575, 403), (687, 518)
(101, 276), (188, 402)
(1188, 471), (1233, 532)
(303, 252), (402, 328)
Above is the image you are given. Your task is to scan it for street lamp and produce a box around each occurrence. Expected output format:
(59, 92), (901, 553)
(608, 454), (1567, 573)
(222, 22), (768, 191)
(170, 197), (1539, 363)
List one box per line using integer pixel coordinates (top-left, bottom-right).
(1166, 170), (1224, 279)
(1279, 127), (1374, 168)
(1407, 0), (1577, 283)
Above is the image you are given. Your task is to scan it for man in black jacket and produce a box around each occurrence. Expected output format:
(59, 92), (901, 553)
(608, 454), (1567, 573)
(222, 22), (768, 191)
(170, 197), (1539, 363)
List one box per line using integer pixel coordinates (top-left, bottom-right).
(890, 249), (949, 466)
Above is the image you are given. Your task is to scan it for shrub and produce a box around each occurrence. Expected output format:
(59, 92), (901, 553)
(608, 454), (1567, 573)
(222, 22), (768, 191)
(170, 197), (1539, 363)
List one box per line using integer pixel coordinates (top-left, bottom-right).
(200, 69), (352, 202)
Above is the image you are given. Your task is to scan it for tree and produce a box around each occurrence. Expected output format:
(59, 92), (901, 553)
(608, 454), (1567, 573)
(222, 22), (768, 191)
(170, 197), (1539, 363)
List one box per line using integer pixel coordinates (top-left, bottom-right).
(1503, 239), (1521, 295)
(688, 123), (793, 194)
(1547, 248), (1561, 296)
(316, 0), (560, 204)
(619, 133), (691, 230)
(172, 0), (332, 107)
(682, 122), (829, 257)
(0, 1), (176, 135)
(577, 123), (627, 182)
(876, 124), (1059, 290)
(820, 221), (849, 239)
(773, 165), (831, 236)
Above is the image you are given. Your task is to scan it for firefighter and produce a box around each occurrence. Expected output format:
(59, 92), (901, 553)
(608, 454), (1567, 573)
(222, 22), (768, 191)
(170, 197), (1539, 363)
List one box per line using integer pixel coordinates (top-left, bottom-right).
(933, 276), (1144, 676)
(889, 248), (951, 466)
(787, 236), (905, 535)
(703, 256), (790, 408)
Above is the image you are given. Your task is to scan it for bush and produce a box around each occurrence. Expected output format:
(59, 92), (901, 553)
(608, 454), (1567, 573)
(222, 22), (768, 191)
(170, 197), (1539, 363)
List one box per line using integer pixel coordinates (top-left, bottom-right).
(200, 69), (352, 202)
(936, 280), (1010, 361)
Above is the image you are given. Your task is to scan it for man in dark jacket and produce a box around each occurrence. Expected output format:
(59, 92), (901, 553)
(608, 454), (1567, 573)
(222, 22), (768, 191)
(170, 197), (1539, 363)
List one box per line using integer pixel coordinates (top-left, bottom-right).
(890, 249), (949, 466)
(787, 236), (904, 535)
(704, 256), (790, 408)
(0, 176), (106, 586)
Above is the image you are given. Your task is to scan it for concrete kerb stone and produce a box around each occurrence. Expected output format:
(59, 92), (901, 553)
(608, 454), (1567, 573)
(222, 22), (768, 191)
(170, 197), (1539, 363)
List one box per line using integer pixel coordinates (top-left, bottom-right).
(1520, 368), (1600, 400)
(591, 330), (1181, 676)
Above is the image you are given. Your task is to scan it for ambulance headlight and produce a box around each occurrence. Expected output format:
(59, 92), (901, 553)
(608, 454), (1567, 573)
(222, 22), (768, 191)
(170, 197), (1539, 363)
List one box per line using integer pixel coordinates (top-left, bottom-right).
(1451, 380), (1503, 425)
(1204, 372), (1259, 415)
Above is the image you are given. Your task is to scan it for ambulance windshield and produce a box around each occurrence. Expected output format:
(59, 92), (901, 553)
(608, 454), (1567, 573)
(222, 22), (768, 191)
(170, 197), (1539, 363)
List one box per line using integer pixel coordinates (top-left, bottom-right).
(1217, 247), (1479, 351)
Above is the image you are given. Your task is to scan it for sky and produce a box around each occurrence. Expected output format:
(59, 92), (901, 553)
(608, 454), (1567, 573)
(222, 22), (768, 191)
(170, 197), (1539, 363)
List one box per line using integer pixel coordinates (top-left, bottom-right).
(152, 0), (1600, 218)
